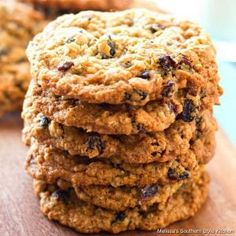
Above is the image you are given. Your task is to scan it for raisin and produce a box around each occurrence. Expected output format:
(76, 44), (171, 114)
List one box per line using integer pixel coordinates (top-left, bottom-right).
(131, 117), (146, 133)
(180, 86), (198, 97)
(151, 142), (162, 157)
(67, 99), (77, 106)
(75, 156), (93, 165)
(136, 123), (146, 133)
(140, 184), (159, 200)
(124, 92), (132, 101)
(136, 90), (148, 100)
(147, 204), (158, 213)
(150, 26), (158, 33)
(167, 102), (177, 114)
(111, 162), (119, 169)
(108, 36), (116, 57)
(162, 80), (175, 97)
(86, 134), (105, 154)
(139, 70), (151, 79)
(167, 168), (189, 180)
(58, 61), (74, 71)
(112, 212), (125, 223)
(159, 55), (176, 72)
(99, 103), (111, 109)
(178, 56), (192, 68)
(178, 99), (196, 122)
(179, 88), (188, 97)
(38, 116), (50, 128)
(52, 189), (70, 203)
(151, 152), (158, 156)
(188, 87), (198, 96)
(167, 168), (178, 180)
(179, 172), (189, 180)
(189, 139), (194, 145)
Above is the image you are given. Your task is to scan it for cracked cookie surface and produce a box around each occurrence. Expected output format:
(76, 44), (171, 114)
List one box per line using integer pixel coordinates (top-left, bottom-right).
(26, 9), (222, 106)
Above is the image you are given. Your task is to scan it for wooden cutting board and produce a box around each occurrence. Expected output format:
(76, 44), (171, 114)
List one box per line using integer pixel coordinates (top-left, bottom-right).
(0, 113), (236, 236)
(1, 1), (236, 235)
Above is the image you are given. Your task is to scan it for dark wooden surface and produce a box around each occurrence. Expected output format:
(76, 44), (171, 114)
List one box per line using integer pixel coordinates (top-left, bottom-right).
(0, 113), (236, 236)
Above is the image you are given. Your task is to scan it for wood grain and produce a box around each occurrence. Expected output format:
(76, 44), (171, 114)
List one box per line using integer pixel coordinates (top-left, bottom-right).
(0, 113), (236, 236)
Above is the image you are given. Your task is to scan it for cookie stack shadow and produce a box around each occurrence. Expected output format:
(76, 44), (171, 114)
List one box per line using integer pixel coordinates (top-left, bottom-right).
(22, 9), (222, 234)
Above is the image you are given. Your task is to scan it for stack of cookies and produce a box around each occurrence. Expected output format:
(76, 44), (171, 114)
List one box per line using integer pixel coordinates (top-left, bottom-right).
(0, 1), (46, 117)
(22, 9), (222, 233)
(20, 0), (133, 17)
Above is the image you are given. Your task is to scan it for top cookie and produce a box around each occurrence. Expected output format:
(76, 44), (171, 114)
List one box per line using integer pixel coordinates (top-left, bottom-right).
(20, 0), (132, 12)
(27, 9), (220, 105)
(0, 1), (46, 116)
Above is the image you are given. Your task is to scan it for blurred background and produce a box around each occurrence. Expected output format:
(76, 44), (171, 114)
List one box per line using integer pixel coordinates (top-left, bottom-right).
(151, 0), (236, 145)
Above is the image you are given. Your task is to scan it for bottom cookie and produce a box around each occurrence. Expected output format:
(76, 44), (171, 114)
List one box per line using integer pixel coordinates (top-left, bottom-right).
(34, 171), (209, 233)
